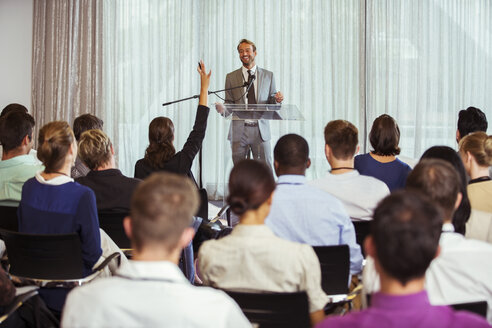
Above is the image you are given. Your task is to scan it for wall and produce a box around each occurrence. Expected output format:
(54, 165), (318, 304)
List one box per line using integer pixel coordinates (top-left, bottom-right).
(0, 0), (33, 110)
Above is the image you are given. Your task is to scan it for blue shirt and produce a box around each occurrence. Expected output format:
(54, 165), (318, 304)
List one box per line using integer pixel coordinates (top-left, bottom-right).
(266, 175), (363, 275)
(354, 153), (411, 192)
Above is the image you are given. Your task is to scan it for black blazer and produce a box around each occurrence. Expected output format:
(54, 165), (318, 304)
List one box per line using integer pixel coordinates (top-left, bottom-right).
(134, 105), (210, 183)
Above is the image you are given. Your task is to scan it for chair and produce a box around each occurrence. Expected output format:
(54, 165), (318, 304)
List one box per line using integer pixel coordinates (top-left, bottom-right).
(97, 212), (131, 250)
(0, 206), (18, 232)
(353, 221), (371, 257)
(223, 290), (310, 328)
(0, 229), (119, 288)
(451, 301), (488, 318)
(312, 245), (350, 296)
(0, 289), (39, 325)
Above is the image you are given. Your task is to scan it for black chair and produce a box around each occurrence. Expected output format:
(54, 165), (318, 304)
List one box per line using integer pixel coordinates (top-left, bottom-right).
(353, 221), (371, 257)
(313, 245), (350, 296)
(223, 290), (310, 328)
(97, 212), (131, 250)
(0, 229), (119, 287)
(0, 206), (18, 232)
(451, 301), (488, 318)
(0, 289), (39, 325)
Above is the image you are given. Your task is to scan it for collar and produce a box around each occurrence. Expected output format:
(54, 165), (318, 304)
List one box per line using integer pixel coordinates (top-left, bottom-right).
(469, 176), (491, 185)
(116, 260), (189, 284)
(0, 154), (40, 168)
(35, 171), (74, 185)
(231, 224), (275, 237)
(442, 222), (455, 233)
(87, 168), (123, 177)
(242, 65), (257, 78)
(325, 170), (359, 179)
(372, 291), (430, 310)
(277, 174), (306, 185)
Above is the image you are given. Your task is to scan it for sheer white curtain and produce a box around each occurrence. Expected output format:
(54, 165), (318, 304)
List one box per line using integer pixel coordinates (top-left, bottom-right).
(99, 0), (363, 197)
(365, 0), (492, 159)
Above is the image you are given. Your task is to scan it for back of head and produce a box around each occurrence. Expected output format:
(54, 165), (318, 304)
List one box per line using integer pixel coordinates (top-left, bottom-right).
(457, 107), (488, 139)
(459, 131), (492, 167)
(73, 114), (104, 141)
(78, 129), (112, 170)
(406, 159), (460, 220)
(324, 120), (358, 160)
(145, 116), (176, 169)
(372, 190), (442, 285)
(1, 103), (28, 117)
(227, 160), (276, 216)
(38, 121), (75, 173)
(420, 146), (471, 234)
(369, 114), (401, 156)
(0, 111), (35, 152)
(274, 134), (309, 169)
(130, 172), (199, 251)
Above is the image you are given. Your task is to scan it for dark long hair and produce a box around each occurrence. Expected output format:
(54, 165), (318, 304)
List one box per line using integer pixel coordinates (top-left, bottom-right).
(420, 146), (471, 235)
(144, 117), (176, 169)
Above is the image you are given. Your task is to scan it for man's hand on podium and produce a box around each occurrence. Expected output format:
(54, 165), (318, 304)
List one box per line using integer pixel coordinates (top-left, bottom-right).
(215, 103), (225, 115)
(275, 91), (284, 103)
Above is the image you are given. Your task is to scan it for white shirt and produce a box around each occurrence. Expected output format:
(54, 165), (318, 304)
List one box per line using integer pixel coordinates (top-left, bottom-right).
(198, 224), (329, 312)
(61, 261), (250, 328)
(308, 170), (390, 221)
(363, 223), (492, 323)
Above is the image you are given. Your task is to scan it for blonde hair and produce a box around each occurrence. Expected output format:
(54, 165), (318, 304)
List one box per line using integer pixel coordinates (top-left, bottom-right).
(78, 129), (112, 170)
(459, 131), (492, 167)
(37, 121), (75, 173)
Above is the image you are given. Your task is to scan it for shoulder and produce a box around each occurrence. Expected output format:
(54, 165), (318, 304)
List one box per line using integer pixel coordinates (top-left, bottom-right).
(449, 310), (491, 327)
(258, 67), (273, 75)
(226, 68), (241, 79)
(355, 173), (390, 193)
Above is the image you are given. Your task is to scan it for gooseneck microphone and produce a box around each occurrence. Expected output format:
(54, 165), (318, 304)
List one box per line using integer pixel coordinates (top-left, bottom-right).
(245, 74), (256, 93)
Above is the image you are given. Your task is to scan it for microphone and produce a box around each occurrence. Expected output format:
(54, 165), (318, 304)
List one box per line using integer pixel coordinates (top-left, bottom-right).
(245, 74), (256, 93)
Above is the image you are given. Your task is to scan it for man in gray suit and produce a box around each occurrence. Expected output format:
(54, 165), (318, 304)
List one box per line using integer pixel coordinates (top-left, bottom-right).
(224, 39), (283, 167)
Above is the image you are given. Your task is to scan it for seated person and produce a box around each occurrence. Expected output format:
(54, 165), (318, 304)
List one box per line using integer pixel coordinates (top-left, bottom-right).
(134, 60), (211, 184)
(309, 120), (389, 221)
(18, 121), (123, 313)
(421, 146), (471, 235)
(199, 159), (328, 326)
(317, 190), (489, 328)
(266, 134), (363, 275)
(71, 113), (104, 178)
(363, 159), (492, 323)
(0, 111), (44, 206)
(354, 114), (411, 191)
(76, 129), (140, 213)
(459, 132), (492, 213)
(0, 267), (15, 307)
(61, 172), (250, 327)
(456, 106), (488, 143)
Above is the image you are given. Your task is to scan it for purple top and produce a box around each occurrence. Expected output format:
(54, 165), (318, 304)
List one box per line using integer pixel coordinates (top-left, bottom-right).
(316, 291), (490, 328)
(354, 153), (411, 192)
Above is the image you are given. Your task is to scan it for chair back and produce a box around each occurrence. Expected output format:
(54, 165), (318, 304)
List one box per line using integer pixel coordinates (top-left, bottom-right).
(0, 229), (84, 280)
(0, 206), (18, 232)
(451, 301), (488, 318)
(313, 245), (350, 295)
(98, 212), (131, 249)
(224, 290), (310, 328)
(353, 221), (371, 256)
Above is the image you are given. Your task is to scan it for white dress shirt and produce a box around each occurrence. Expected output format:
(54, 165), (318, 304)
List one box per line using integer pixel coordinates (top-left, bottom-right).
(308, 170), (390, 221)
(363, 223), (492, 323)
(198, 224), (329, 312)
(62, 261), (250, 328)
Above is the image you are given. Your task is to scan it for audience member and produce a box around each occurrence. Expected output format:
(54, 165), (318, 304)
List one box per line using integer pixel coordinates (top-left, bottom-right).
(18, 121), (123, 313)
(459, 132), (492, 213)
(363, 159), (492, 323)
(134, 61), (211, 184)
(309, 120), (389, 221)
(0, 111), (44, 206)
(71, 113), (104, 178)
(456, 106), (488, 143)
(318, 190), (490, 328)
(266, 134), (363, 275)
(421, 146), (471, 235)
(0, 267), (15, 307)
(61, 172), (250, 327)
(76, 129), (140, 213)
(354, 114), (411, 191)
(199, 159), (328, 326)
(0, 103), (40, 163)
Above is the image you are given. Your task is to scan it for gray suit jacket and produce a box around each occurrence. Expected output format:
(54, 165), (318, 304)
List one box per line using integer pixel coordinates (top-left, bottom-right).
(225, 67), (277, 141)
